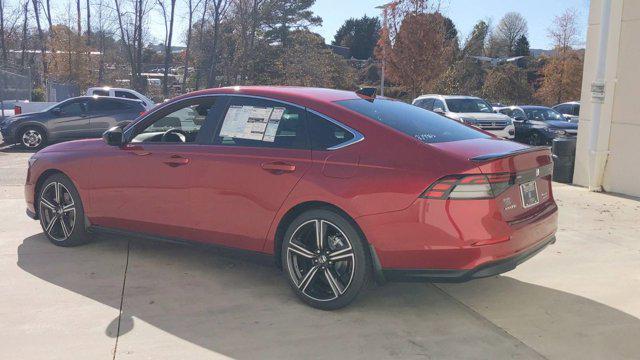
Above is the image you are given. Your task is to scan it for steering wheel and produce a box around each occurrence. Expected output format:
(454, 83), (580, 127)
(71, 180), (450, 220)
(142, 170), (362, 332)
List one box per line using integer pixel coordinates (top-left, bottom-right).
(161, 128), (187, 143)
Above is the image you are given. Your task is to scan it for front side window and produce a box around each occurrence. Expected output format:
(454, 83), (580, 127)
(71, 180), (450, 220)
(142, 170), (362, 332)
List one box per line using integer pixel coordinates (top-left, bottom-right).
(131, 99), (215, 143)
(216, 98), (308, 149)
(307, 112), (355, 150)
(415, 98), (434, 110)
(445, 98), (493, 113)
(92, 89), (109, 96)
(432, 99), (446, 111)
(336, 99), (490, 144)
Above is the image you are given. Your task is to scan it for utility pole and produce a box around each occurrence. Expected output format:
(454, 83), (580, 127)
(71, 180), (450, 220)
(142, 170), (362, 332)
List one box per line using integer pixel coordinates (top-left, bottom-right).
(376, 2), (397, 97)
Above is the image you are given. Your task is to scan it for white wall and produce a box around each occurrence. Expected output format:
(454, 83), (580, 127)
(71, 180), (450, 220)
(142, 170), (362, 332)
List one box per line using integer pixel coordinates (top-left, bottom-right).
(574, 0), (640, 197)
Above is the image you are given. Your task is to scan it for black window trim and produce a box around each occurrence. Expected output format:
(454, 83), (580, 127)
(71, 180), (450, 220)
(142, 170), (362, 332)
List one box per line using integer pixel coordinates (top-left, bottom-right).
(124, 93), (365, 150)
(123, 94), (222, 145)
(307, 108), (364, 150)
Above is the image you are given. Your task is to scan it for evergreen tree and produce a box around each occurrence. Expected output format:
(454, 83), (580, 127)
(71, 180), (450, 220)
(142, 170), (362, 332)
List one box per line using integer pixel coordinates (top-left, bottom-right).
(514, 34), (530, 56)
(332, 15), (381, 60)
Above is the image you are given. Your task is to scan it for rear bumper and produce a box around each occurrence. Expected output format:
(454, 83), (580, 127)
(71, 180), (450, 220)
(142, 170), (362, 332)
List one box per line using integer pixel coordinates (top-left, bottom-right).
(382, 234), (555, 282)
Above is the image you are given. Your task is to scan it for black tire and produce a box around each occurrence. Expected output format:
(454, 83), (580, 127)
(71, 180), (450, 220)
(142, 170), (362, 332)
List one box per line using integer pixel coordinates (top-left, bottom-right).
(282, 208), (370, 310)
(18, 126), (47, 150)
(37, 173), (90, 247)
(528, 132), (543, 146)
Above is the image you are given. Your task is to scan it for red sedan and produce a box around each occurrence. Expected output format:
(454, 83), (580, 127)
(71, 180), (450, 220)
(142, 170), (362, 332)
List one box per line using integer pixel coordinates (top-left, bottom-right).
(24, 86), (558, 309)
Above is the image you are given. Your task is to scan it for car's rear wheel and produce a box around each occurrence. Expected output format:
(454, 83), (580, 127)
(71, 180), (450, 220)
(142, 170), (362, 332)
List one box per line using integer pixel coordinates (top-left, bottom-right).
(19, 126), (47, 150)
(282, 209), (369, 310)
(38, 174), (90, 247)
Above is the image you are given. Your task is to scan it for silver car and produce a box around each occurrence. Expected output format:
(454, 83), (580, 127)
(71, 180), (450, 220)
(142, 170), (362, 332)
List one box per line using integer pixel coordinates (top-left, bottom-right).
(0, 96), (146, 149)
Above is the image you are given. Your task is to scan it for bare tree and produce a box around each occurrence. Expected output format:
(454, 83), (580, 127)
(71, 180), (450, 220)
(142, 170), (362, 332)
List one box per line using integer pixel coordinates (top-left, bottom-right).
(493, 12), (527, 56)
(193, 0), (208, 90)
(157, 0), (176, 96)
(76, 0), (81, 36)
(181, 0), (202, 92)
(548, 8), (580, 53)
(206, 0), (229, 87)
(114, 0), (151, 91)
(19, 0), (28, 68)
(32, 0), (48, 82)
(0, 0), (6, 64)
(86, 0), (91, 45)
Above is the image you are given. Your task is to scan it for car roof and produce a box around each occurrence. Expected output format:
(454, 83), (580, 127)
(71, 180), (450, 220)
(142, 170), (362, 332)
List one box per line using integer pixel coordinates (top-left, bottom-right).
(66, 95), (144, 104)
(519, 105), (554, 110)
(169, 86), (365, 108)
(414, 94), (482, 100)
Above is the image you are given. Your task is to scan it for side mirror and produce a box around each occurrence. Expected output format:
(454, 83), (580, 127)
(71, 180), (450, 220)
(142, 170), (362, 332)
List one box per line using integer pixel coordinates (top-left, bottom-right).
(51, 108), (62, 115)
(103, 126), (124, 146)
(433, 107), (445, 114)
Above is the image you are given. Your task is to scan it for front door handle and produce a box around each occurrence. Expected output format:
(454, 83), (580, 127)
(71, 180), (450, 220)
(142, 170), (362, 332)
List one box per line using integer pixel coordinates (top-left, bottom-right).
(261, 161), (296, 174)
(164, 154), (190, 167)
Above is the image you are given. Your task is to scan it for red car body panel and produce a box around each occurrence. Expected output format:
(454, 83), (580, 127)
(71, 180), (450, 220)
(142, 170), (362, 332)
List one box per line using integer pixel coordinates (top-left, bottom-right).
(25, 86), (558, 279)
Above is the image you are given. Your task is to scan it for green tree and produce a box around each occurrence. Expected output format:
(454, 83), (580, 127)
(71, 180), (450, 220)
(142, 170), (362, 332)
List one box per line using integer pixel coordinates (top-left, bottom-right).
(462, 20), (488, 57)
(514, 34), (530, 56)
(482, 64), (532, 105)
(262, 0), (321, 46)
(332, 15), (381, 60)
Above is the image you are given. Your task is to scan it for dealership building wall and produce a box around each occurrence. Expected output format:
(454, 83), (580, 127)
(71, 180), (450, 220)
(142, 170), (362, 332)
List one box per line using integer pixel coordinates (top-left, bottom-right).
(573, 0), (640, 197)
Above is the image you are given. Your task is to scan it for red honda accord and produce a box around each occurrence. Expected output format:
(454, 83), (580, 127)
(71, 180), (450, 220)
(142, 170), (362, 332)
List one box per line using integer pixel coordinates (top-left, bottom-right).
(24, 86), (557, 309)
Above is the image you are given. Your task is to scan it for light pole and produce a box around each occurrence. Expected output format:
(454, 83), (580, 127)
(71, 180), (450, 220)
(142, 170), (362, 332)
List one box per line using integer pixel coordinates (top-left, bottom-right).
(376, 2), (396, 97)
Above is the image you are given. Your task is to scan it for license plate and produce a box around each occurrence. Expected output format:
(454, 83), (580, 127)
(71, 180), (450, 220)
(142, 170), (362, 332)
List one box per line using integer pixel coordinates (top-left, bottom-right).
(520, 180), (540, 208)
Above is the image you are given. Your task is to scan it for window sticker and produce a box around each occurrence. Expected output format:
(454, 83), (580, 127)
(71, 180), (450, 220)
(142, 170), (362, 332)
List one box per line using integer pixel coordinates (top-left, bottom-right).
(219, 105), (285, 142)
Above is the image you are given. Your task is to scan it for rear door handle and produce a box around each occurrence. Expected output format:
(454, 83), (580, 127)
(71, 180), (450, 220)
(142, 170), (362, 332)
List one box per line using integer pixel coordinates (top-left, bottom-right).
(164, 154), (190, 167)
(261, 161), (296, 173)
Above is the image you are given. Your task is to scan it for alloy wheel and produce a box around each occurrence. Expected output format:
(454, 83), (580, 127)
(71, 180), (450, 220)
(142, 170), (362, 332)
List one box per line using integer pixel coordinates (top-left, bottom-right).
(39, 181), (76, 241)
(22, 129), (43, 148)
(286, 219), (355, 302)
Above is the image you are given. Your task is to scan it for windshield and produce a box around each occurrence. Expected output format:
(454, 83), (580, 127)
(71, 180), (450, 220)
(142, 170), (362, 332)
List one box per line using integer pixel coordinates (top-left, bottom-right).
(336, 99), (490, 144)
(445, 98), (494, 113)
(524, 108), (565, 121)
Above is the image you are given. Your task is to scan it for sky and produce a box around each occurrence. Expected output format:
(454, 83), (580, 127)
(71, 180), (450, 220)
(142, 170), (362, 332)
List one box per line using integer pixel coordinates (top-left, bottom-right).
(6, 0), (590, 50)
(309, 0), (591, 49)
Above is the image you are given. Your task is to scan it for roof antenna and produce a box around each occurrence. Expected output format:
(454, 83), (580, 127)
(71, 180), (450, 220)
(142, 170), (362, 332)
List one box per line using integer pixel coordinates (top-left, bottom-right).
(355, 87), (377, 101)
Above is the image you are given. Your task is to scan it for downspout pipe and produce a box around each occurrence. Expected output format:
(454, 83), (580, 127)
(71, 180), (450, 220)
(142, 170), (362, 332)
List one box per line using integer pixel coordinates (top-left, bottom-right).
(587, 0), (613, 192)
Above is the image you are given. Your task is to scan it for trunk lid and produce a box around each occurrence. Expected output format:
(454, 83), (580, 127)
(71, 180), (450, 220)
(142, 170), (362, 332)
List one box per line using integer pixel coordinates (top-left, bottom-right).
(430, 138), (554, 220)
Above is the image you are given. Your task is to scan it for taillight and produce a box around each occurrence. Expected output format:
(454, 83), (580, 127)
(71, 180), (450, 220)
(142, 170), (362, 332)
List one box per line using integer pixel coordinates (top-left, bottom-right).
(421, 173), (514, 200)
(14, 105), (22, 115)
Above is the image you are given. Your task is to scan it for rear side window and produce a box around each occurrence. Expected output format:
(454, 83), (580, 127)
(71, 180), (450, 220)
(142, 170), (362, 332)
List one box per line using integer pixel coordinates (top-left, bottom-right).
(307, 112), (355, 150)
(216, 98), (308, 149)
(336, 99), (490, 144)
(90, 99), (123, 112)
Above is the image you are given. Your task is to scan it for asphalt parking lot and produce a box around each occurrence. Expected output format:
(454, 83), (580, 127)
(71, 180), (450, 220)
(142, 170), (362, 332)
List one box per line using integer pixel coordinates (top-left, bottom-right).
(1, 143), (639, 359)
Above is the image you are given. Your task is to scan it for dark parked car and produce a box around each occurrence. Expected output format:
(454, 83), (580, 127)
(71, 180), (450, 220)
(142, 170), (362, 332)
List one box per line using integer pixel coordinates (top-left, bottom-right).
(0, 96), (146, 149)
(497, 105), (578, 145)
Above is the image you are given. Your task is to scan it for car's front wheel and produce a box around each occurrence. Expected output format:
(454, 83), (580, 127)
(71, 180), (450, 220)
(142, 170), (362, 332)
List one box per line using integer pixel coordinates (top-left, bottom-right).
(282, 209), (370, 310)
(38, 173), (90, 246)
(19, 126), (47, 150)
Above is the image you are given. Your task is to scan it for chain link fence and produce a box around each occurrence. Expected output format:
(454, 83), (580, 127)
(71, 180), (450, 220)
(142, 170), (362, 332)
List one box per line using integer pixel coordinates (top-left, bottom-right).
(0, 67), (32, 101)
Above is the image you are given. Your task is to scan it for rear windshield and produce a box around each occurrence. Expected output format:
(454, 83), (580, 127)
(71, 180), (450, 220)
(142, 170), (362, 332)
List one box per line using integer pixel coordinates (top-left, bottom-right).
(336, 99), (490, 144)
(524, 108), (565, 121)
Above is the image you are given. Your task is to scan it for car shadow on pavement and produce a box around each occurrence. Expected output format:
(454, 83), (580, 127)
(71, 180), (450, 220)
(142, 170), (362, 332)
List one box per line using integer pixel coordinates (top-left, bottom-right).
(0, 144), (33, 153)
(16, 232), (640, 359)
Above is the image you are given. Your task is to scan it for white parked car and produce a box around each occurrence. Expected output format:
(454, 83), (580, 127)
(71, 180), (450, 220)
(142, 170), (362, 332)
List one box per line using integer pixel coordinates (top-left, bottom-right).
(413, 95), (516, 139)
(86, 86), (155, 110)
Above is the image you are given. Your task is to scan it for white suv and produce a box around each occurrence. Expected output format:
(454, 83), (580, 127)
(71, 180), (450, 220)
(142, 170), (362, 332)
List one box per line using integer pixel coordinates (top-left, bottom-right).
(413, 95), (515, 139)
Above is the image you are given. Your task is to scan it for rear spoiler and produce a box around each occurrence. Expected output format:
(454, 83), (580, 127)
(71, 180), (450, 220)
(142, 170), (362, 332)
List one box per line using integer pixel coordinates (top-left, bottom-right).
(470, 146), (550, 163)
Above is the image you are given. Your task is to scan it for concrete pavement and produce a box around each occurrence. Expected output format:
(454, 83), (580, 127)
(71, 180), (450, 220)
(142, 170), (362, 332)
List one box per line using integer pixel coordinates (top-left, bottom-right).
(1, 146), (639, 359)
